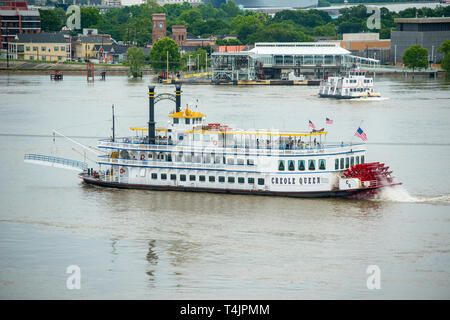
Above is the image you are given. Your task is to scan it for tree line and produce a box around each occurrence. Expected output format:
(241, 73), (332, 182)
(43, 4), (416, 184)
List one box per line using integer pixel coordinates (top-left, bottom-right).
(39, 1), (450, 46)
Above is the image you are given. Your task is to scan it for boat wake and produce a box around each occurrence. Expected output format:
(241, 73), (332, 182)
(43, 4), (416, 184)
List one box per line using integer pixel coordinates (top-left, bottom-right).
(373, 185), (450, 204)
(348, 97), (389, 102)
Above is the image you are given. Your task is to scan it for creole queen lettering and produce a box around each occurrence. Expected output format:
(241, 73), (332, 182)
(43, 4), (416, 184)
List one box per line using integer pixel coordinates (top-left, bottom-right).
(272, 176), (321, 185)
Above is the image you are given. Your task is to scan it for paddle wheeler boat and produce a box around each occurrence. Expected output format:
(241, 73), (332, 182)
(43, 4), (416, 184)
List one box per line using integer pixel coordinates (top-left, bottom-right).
(75, 84), (400, 199)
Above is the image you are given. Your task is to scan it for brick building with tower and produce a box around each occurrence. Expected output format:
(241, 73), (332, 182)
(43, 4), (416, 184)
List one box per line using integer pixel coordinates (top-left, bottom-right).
(152, 13), (166, 44)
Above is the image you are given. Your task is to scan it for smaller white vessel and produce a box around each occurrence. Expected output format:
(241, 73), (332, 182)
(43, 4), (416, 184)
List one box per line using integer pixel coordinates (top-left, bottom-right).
(319, 70), (380, 99)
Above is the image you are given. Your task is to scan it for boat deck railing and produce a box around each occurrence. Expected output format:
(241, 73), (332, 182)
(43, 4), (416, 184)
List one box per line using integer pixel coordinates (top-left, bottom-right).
(98, 139), (363, 156)
(24, 154), (88, 170)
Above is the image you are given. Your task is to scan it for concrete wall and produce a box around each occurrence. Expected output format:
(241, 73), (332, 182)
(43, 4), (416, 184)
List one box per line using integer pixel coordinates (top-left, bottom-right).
(391, 30), (450, 63)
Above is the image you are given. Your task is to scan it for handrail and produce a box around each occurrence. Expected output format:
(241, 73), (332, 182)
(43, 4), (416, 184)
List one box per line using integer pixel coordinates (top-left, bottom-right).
(24, 154), (88, 170)
(97, 139), (365, 156)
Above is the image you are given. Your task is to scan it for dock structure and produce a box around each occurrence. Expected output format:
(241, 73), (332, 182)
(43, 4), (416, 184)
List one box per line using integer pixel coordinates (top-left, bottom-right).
(50, 70), (63, 80)
(211, 42), (380, 83)
(87, 63), (94, 82)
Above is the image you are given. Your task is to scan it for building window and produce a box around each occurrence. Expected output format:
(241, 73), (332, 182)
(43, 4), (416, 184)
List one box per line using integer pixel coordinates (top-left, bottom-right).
(298, 160), (305, 171)
(228, 177), (235, 183)
(26, 46), (30, 51)
(185, 118), (190, 124)
(32, 46), (37, 51)
(199, 175), (205, 182)
(257, 178), (265, 186)
(161, 173), (167, 180)
(180, 174), (186, 181)
(189, 175), (196, 181)
(318, 159), (326, 170)
(170, 174), (176, 180)
(238, 177), (245, 184)
(42, 46), (46, 51)
(308, 160), (315, 171)
(54, 46), (58, 51)
(218, 176), (225, 183)
(209, 176), (215, 182)
(29, 56), (34, 60)
(151, 173), (157, 179)
(288, 160), (295, 171)
(278, 160), (285, 171)
(248, 177), (255, 184)
(61, 46), (65, 51)
(42, 55), (46, 61)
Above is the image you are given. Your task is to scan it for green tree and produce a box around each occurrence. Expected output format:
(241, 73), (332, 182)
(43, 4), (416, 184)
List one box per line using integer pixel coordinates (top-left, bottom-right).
(150, 37), (181, 73)
(126, 46), (146, 78)
(248, 22), (313, 44)
(440, 53), (450, 73)
(230, 15), (263, 44)
(81, 7), (102, 29)
(438, 40), (450, 56)
(438, 40), (450, 72)
(402, 44), (428, 72)
(39, 8), (66, 32)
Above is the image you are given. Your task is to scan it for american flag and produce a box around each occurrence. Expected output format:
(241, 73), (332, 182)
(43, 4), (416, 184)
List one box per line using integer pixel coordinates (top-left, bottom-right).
(355, 127), (368, 141)
(326, 117), (333, 124)
(309, 120), (316, 129)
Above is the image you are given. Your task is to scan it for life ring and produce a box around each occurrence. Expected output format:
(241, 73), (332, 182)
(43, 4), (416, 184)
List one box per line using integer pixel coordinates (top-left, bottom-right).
(124, 138), (130, 143)
(212, 140), (218, 146)
(120, 168), (125, 174)
(140, 154), (145, 160)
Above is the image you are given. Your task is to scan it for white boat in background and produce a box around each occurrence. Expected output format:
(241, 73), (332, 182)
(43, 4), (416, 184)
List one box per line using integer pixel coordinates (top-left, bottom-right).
(319, 70), (381, 99)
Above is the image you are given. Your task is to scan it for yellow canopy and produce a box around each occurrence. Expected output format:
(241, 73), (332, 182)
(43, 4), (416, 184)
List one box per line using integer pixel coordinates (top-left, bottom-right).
(169, 108), (206, 118)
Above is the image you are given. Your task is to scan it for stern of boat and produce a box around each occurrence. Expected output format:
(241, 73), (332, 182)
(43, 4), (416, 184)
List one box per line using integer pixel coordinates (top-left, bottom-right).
(337, 162), (402, 199)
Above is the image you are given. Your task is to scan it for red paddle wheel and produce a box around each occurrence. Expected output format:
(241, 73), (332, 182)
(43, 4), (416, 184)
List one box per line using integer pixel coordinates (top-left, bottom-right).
(343, 162), (393, 187)
(342, 162), (397, 199)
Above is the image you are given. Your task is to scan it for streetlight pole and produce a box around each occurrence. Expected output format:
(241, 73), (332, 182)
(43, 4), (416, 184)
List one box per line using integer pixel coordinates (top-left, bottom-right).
(394, 45), (397, 66)
(5, 23), (9, 69)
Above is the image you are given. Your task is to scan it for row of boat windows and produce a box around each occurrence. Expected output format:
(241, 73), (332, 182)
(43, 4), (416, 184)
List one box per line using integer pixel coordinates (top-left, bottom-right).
(136, 152), (255, 166)
(335, 156), (364, 170)
(278, 159), (326, 171)
(149, 173), (265, 185)
(278, 156), (365, 171)
(173, 118), (203, 125)
(349, 88), (370, 92)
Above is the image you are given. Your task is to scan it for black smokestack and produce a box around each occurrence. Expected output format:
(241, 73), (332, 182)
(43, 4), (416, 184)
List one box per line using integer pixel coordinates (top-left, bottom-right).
(148, 86), (155, 145)
(175, 83), (182, 113)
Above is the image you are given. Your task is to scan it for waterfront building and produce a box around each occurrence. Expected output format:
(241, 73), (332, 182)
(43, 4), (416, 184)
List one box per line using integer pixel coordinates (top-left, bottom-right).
(8, 32), (70, 62)
(0, 0), (40, 56)
(338, 33), (391, 65)
(211, 42), (379, 82)
(71, 34), (113, 62)
(94, 43), (129, 64)
(391, 17), (450, 64)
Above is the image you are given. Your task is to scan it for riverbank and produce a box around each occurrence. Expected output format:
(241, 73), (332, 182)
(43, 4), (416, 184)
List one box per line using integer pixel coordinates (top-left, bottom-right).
(0, 60), (143, 75)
